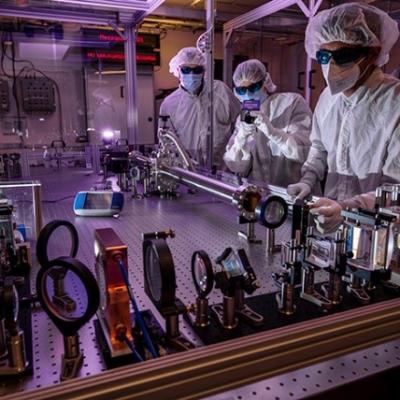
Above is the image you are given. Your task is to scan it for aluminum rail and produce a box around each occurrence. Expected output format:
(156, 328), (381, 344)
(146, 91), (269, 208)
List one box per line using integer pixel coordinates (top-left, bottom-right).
(159, 166), (240, 203)
(7, 298), (400, 400)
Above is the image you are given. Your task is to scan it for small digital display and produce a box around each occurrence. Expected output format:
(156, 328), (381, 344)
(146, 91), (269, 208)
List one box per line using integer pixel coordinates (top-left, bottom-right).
(84, 193), (112, 210)
(222, 251), (245, 278)
(242, 99), (260, 111)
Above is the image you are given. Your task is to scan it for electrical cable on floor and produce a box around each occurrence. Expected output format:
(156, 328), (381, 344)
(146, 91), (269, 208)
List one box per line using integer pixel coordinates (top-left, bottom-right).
(15, 195), (75, 204)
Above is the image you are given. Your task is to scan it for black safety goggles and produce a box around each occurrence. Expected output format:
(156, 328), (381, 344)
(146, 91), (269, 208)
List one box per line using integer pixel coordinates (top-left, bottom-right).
(234, 79), (264, 96)
(316, 47), (370, 65)
(180, 66), (205, 74)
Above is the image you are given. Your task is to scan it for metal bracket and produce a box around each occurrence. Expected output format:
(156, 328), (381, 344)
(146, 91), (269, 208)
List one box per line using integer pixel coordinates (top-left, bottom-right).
(108, 20), (126, 41)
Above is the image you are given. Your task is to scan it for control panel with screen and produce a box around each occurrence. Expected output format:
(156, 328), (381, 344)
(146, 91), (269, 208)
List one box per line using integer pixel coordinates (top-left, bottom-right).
(73, 191), (124, 217)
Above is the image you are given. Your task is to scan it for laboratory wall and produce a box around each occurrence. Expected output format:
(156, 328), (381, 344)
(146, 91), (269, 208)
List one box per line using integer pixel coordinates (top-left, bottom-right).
(0, 56), (86, 147)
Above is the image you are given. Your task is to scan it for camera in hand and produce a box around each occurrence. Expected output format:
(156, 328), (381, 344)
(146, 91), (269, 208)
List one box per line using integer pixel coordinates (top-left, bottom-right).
(240, 100), (260, 124)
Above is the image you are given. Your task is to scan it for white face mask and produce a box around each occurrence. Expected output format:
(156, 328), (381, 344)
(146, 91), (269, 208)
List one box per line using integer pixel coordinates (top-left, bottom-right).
(322, 61), (361, 95)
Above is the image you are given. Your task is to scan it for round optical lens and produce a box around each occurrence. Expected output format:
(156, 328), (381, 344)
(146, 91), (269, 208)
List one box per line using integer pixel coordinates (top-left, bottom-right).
(145, 246), (162, 302)
(194, 254), (208, 293)
(264, 201), (285, 226)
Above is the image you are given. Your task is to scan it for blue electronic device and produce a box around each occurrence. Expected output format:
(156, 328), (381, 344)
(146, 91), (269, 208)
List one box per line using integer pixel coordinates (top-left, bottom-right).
(73, 191), (124, 217)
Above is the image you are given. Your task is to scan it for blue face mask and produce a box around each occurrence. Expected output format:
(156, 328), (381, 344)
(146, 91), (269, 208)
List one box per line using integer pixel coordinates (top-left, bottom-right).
(235, 87), (268, 104)
(180, 73), (203, 93)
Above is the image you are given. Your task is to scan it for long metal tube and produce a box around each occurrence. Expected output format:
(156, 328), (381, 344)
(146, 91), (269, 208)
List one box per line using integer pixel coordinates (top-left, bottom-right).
(160, 166), (235, 202)
(206, 0), (215, 170)
(124, 24), (139, 146)
(161, 132), (195, 172)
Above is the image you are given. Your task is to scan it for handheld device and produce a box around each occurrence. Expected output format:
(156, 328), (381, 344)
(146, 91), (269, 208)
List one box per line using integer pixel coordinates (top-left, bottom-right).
(240, 99), (260, 124)
(73, 191), (124, 217)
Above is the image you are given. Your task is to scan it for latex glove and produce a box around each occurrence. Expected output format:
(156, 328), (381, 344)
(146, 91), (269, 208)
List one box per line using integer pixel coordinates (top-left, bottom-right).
(253, 113), (287, 144)
(309, 198), (343, 234)
(287, 182), (311, 200)
(237, 120), (257, 141)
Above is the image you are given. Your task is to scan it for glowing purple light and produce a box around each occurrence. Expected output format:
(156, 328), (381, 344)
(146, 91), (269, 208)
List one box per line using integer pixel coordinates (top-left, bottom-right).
(102, 130), (114, 139)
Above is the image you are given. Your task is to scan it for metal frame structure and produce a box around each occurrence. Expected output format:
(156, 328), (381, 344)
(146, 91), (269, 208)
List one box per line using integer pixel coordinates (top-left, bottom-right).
(206, 0), (215, 170)
(223, 0), (324, 103)
(7, 298), (400, 400)
(0, 180), (43, 240)
(0, 0), (166, 146)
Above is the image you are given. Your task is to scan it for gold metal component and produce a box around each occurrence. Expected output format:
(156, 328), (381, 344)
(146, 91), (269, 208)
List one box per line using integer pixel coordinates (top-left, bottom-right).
(94, 228), (132, 354)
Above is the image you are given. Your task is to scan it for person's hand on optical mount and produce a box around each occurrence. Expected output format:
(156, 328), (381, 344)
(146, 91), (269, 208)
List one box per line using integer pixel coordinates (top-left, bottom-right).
(287, 182), (312, 201)
(309, 198), (343, 234)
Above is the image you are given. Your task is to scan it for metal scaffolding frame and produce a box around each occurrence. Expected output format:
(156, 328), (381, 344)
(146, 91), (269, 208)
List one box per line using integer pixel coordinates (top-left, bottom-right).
(0, 0), (166, 146)
(222, 0), (324, 104)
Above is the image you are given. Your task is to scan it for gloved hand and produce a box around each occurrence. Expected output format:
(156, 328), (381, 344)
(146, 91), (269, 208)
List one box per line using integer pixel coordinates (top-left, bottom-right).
(309, 198), (343, 234)
(237, 120), (257, 141)
(253, 113), (287, 144)
(287, 182), (311, 200)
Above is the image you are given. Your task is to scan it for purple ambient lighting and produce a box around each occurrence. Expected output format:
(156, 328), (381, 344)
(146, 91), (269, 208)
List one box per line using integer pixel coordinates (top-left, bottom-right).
(102, 130), (114, 139)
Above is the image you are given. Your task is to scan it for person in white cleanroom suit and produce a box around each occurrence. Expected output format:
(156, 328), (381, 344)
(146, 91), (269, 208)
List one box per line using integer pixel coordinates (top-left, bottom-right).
(223, 59), (312, 187)
(159, 47), (241, 168)
(287, 2), (400, 233)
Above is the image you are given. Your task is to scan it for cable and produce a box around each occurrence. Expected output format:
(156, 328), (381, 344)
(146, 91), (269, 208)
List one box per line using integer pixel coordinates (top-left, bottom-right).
(0, 30), (64, 141)
(14, 195), (75, 204)
(117, 332), (144, 362)
(7, 31), (23, 143)
(116, 259), (158, 359)
(196, 25), (213, 53)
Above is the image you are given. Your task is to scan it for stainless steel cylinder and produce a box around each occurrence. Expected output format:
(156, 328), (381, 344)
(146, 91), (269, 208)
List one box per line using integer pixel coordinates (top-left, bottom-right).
(64, 335), (80, 359)
(223, 296), (237, 329)
(166, 314), (179, 338)
(195, 298), (210, 328)
(0, 319), (7, 360)
(8, 331), (27, 372)
(234, 289), (245, 310)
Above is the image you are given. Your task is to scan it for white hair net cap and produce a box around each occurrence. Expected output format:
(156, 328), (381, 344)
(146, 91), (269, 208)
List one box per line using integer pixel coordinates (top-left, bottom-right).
(305, 2), (399, 67)
(169, 47), (206, 78)
(233, 59), (277, 93)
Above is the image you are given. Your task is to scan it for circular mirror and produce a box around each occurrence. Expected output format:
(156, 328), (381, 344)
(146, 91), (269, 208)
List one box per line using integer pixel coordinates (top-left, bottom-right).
(256, 196), (288, 229)
(36, 220), (79, 268)
(143, 239), (176, 312)
(36, 257), (99, 336)
(145, 245), (162, 303)
(191, 251), (214, 298)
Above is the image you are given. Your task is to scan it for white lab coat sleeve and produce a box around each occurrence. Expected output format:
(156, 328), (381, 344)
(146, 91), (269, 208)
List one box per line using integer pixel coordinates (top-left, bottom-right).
(255, 94), (312, 162)
(223, 121), (253, 176)
(158, 96), (175, 133)
(300, 109), (328, 189)
(382, 124), (400, 183)
(339, 125), (400, 210)
(213, 82), (242, 167)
